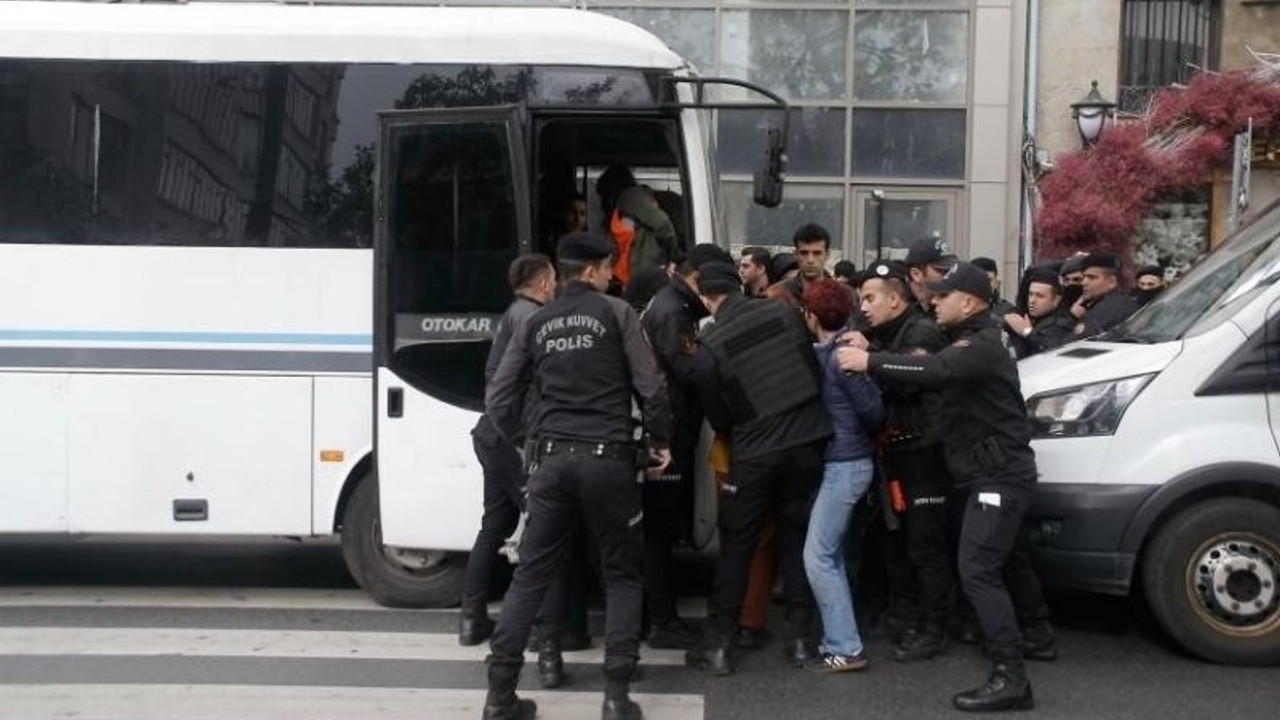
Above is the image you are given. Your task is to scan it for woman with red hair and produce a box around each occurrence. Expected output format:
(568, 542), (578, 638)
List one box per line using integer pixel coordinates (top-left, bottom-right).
(800, 278), (884, 672)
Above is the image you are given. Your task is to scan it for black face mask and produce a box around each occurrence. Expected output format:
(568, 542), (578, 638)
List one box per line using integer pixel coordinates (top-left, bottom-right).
(1061, 283), (1084, 307)
(1132, 288), (1161, 307)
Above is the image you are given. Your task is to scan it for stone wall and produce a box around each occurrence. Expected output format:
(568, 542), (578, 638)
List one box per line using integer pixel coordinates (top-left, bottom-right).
(1133, 192), (1211, 277)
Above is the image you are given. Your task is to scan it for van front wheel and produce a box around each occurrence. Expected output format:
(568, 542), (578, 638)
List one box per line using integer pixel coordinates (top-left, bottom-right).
(1143, 498), (1280, 665)
(340, 473), (465, 609)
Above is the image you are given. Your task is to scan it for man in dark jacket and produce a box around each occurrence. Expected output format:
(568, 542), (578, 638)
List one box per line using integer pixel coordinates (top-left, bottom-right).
(1004, 269), (1076, 359)
(838, 261), (1050, 713)
(1070, 253), (1139, 338)
(854, 261), (954, 661)
(484, 232), (672, 720)
(686, 261), (832, 675)
(461, 254), (557, 647)
(636, 244), (731, 649)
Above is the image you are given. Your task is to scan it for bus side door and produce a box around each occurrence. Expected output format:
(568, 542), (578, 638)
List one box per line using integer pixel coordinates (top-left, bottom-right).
(373, 107), (530, 550)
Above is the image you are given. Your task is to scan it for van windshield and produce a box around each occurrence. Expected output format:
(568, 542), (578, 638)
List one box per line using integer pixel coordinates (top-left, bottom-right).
(1109, 203), (1280, 343)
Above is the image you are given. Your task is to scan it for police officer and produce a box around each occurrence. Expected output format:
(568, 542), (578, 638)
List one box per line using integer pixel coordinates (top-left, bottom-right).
(460, 254), (557, 647)
(637, 244), (731, 649)
(904, 236), (956, 318)
(484, 232), (673, 720)
(1070, 252), (1139, 337)
(1003, 269), (1075, 359)
(686, 261), (832, 675)
(837, 261), (1050, 712)
(851, 261), (954, 660)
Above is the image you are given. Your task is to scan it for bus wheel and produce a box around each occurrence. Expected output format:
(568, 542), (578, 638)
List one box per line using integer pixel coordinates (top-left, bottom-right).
(340, 473), (464, 609)
(1142, 497), (1280, 665)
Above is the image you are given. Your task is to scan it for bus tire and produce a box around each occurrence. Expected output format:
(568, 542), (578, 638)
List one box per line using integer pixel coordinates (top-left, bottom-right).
(1142, 497), (1280, 665)
(340, 472), (465, 609)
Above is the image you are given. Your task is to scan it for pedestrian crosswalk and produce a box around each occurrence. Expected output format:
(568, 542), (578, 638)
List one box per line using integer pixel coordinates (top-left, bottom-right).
(0, 587), (706, 720)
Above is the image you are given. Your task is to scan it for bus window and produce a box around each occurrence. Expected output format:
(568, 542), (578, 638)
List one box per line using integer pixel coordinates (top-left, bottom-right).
(534, 116), (687, 259)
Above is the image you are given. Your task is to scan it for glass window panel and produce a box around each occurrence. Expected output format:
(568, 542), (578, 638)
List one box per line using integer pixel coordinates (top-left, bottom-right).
(723, 182), (844, 251)
(717, 107), (845, 177)
(854, 11), (968, 103)
(721, 11), (848, 101)
(597, 8), (717, 72)
(861, 196), (948, 266)
(851, 109), (965, 179)
(856, 0), (968, 7)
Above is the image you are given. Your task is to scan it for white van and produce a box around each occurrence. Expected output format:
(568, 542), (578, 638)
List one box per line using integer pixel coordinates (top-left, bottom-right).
(1019, 199), (1280, 665)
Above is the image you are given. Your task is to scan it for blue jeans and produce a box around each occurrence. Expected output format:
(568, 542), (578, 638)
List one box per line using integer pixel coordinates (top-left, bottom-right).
(804, 457), (874, 656)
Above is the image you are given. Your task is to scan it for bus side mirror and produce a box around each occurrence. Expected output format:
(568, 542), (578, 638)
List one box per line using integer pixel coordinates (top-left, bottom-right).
(753, 126), (786, 208)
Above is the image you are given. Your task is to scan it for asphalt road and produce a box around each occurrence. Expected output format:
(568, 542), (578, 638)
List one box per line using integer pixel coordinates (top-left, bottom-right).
(0, 537), (1276, 720)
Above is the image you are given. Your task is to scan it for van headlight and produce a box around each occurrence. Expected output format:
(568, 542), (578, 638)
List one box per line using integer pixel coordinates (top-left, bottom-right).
(1026, 374), (1154, 439)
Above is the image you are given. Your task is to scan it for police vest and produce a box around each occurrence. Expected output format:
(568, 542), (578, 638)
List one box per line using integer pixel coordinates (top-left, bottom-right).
(700, 299), (821, 424)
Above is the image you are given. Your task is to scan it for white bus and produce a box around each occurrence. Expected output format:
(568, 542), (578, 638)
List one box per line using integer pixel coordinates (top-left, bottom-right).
(0, 1), (786, 607)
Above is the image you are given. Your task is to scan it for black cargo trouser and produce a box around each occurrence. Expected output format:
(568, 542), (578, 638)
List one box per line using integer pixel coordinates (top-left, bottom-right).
(488, 452), (644, 679)
(707, 440), (824, 643)
(956, 483), (1047, 651)
(462, 432), (566, 629)
(642, 438), (694, 629)
(887, 443), (955, 628)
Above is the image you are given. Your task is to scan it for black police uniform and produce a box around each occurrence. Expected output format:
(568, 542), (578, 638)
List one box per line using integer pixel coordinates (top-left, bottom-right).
(638, 272), (708, 644)
(690, 287), (832, 671)
(484, 234), (671, 720)
(866, 302), (1047, 710)
(1077, 287), (1139, 338)
(462, 294), (554, 636)
(1013, 308), (1075, 359)
(863, 300), (955, 649)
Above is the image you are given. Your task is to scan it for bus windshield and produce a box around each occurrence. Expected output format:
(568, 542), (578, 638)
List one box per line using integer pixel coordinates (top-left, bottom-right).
(1108, 203), (1280, 343)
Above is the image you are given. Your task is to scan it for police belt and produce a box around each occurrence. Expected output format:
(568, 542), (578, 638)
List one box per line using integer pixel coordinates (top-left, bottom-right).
(535, 438), (636, 463)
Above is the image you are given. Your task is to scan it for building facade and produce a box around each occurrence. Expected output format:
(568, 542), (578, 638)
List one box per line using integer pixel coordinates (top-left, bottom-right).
(1034, 0), (1280, 265)
(411, 0), (1031, 275)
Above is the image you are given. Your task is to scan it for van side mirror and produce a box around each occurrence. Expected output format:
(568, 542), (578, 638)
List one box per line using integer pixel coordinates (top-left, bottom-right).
(753, 126), (786, 208)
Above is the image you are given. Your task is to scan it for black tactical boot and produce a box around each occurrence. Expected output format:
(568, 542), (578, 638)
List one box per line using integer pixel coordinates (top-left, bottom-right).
(784, 609), (818, 668)
(648, 618), (701, 650)
(601, 671), (643, 720)
(733, 626), (772, 650)
(784, 637), (816, 668)
(459, 611), (496, 647)
(893, 623), (948, 663)
(684, 639), (733, 676)
(952, 649), (1034, 712)
(537, 637), (565, 689)
(1021, 622), (1058, 662)
(482, 664), (537, 720)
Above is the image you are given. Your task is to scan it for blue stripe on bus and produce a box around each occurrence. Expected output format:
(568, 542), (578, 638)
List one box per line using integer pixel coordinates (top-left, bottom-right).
(0, 329), (373, 346)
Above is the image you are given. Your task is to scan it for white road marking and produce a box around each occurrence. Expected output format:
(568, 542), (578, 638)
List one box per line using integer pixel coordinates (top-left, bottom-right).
(0, 627), (687, 665)
(0, 684), (704, 720)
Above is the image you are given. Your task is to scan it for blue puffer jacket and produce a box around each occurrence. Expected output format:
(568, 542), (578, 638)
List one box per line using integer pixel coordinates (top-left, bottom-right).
(813, 338), (884, 462)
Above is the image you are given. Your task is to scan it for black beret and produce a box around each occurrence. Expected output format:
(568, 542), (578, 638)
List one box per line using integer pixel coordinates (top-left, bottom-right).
(924, 261), (992, 302)
(768, 252), (798, 284)
(1081, 252), (1122, 273)
(971, 256), (999, 275)
(1059, 254), (1087, 275)
(905, 236), (952, 267)
(864, 260), (910, 285)
(1026, 268), (1061, 289)
(557, 231), (616, 262)
(689, 243), (734, 270)
(697, 261), (741, 295)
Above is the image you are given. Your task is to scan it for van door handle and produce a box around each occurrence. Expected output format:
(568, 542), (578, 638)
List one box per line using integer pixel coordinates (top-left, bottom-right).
(387, 387), (404, 418)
